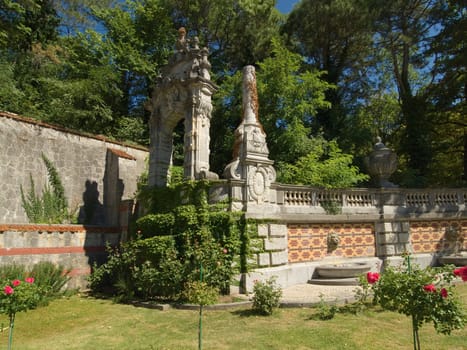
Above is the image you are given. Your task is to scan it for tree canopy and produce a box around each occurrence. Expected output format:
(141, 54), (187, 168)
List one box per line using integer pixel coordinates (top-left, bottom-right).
(0, 0), (465, 187)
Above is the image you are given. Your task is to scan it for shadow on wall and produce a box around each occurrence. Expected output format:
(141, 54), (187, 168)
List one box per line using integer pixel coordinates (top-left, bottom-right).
(77, 180), (105, 225)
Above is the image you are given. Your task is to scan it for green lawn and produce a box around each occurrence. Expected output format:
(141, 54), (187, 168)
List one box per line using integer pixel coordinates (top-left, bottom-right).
(1, 284), (466, 350)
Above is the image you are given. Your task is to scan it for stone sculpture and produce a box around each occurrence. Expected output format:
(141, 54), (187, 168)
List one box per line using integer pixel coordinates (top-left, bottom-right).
(147, 28), (218, 187)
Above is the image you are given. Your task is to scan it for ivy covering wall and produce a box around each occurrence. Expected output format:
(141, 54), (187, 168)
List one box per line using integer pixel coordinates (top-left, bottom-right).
(89, 181), (258, 300)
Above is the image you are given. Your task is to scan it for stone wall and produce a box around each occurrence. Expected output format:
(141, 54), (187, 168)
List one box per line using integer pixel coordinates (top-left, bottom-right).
(0, 112), (148, 224)
(0, 224), (120, 289)
(217, 182), (467, 291)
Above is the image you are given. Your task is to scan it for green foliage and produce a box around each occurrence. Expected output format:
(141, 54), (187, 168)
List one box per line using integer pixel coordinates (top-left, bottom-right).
(181, 281), (219, 305)
(20, 154), (69, 224)
(0, 262), (70, 312)
(370, 258), (466, 350)
(0, 277), (40, 318)
(252, 276), (282, 315)
(162, 0), (282, 72)
(136, 213), (175, 238)
(29, 262), (71, 303)
(279, 136), (369, 188)
(92, 181), (246, 300)
(283, 0), (377, 142)
(372, 263), (465, 335)
(312, 294), (339, 320)
(88, 236), (184, 301)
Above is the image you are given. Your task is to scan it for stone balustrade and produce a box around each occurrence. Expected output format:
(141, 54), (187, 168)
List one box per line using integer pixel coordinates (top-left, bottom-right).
(275, 184), (466, 217)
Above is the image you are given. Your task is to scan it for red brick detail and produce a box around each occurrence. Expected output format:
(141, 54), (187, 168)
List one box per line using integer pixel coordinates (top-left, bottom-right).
(0, 224), (120, 234)
(0, 246), (107, 256)
(67, 267), (92, 277)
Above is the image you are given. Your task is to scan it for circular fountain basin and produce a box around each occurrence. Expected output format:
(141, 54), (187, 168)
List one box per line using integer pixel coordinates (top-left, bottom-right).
(438, 253), (467, 266)
(315, 262), (371, 278)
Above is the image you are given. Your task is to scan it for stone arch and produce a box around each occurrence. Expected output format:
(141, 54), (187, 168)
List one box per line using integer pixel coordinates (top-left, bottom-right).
(147, 29), (218, 187)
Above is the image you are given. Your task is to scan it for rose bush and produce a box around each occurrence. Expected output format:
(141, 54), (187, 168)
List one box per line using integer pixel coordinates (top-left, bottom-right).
(0, 277), (40, 350)
(368, 261), (466, 350)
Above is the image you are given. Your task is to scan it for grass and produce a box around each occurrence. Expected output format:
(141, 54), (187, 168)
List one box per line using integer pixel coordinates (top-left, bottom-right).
(0, 284), (466, 350)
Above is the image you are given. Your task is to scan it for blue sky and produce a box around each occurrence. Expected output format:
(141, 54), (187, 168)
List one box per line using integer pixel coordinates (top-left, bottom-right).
(276, 0), (299, 14)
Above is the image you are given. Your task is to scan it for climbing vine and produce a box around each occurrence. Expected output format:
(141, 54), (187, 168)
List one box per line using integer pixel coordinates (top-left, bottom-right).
(90, 180), (259, 300)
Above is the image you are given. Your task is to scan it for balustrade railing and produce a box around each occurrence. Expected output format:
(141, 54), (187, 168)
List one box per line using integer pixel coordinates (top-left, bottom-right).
(278, 184), (466, 210)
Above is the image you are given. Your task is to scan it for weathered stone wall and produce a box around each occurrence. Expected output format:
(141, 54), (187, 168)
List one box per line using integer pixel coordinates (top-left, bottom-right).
(0, 224), (120, 289)
(0, 112), (148, 224)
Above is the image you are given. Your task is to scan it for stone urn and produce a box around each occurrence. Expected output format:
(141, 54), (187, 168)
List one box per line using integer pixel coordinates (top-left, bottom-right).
(365, 137), (398, 188)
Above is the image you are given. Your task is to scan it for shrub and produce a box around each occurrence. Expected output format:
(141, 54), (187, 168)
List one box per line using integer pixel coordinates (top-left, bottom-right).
(313, 294), (339, 320)
(136, 213), (175, 238)
(0, 262), (70, 350)
(89, 236), (184, 301)
(370, 258), (466, 350)
(181, 281), (219, 305)
(29, 262), (70, 302)
(0, 262), (70, 305)
(20, 154), (69, 224)
(252, 277), (282, 315)
(0, 276), (41, 350)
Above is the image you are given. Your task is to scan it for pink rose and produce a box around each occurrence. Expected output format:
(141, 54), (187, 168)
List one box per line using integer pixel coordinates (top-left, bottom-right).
(223, 248), (228, 254)
(25, 277), (35, 284)
(4, 285), (14, 295)
(440, 288), (448, 298)
(12, 279), (21, 287)
(366, 272), (380, 284)
(423, 284), (436, 293)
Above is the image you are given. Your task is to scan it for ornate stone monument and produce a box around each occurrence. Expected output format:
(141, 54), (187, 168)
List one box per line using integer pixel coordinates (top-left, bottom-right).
(146, 28), (218, 187)
(224, 66), (276, 206)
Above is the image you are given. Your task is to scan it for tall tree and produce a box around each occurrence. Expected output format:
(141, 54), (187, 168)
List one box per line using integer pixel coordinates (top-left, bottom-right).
(0, 0), (59, 52)
(374, 0), (443, 186)
(282, 0), (378, 141)
(426, 0), (467, 185)
(161, 0), (283, 72)
(211, 39), (333, 175)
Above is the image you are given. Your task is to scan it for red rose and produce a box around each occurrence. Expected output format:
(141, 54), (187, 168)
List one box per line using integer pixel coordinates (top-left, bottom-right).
(4, 285), (14, 295)
(12, 279), (21, 287)
(25, 277), (35, 284)
(366, 272), (380, 284)
(423, 284), (436, 293)
(454, 266), (467, 282)
(440, 288), (448, 298)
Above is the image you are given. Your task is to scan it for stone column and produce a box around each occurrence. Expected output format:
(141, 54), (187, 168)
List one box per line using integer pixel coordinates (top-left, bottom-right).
(224, 66), (277, 210)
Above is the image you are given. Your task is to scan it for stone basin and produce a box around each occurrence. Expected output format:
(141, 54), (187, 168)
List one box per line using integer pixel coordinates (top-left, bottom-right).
(315, 262), (371, 278)
(438, 253), (467, 267)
